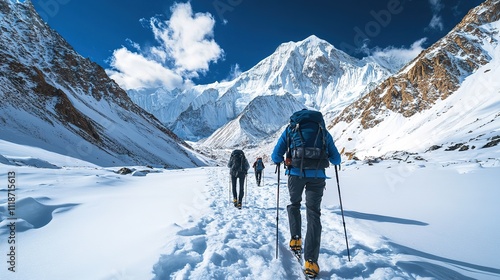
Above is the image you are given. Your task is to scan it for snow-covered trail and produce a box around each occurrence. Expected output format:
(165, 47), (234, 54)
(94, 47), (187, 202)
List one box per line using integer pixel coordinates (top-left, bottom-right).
(151, 165), (500, 280)
(152, 166), (301, 279)
(151, 166), (381, 279)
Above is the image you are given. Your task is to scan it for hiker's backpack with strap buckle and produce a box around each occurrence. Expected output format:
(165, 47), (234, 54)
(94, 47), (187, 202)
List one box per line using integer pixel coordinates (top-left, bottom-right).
(229, 149), (246, 176)
(286, 110), (329, 172)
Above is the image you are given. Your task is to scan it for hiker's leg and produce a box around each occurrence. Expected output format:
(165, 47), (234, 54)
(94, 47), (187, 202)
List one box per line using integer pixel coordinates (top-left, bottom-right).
(304, 178), (325, 262)
(231, 175), (238, 200)
(287, 176), (306, 238)
(238, 174), (245, 202)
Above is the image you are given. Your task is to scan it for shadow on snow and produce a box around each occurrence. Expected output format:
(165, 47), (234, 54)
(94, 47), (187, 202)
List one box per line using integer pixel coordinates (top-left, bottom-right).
(342, 210), (429, 226)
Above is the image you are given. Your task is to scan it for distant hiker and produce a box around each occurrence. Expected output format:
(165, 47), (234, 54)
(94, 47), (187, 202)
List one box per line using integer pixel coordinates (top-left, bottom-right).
(252, 157), (265, 186)
(271, 109), (341, 278)
(227, 149), (250, 209)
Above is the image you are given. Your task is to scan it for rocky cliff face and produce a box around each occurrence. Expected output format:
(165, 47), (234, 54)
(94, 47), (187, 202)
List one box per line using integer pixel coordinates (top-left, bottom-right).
(329, 0), (500, 160)
(333, 0), (500, 130)
(0, 0), (204, 167)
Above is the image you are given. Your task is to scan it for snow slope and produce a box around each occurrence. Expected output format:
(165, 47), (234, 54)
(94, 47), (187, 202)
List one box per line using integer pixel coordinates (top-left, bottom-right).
(0, 1), (205, 168)
(200, 93), (305, 149)
(1, 142), (499, 279)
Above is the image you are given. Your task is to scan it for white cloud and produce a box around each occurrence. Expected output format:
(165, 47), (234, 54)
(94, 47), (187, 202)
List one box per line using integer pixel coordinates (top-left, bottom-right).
(125, 38), (141, 52)
(224, 64), (242, 82)
(106, 48), (183, 90)
(428, 14), (444, 31)
(375, 38), (426, 61)
(106, 2), (223, 91)
(429, 0), (443, 10)
(370, 38), (427, 71)
(150, 2), (223, 73)
(427, 0), (445, 31)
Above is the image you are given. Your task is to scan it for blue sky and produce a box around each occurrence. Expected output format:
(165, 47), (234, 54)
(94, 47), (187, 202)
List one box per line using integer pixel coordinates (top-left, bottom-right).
(32, 0), (484, 90)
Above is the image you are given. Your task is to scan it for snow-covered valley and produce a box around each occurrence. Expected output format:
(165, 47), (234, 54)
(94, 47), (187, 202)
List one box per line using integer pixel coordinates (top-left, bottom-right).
(1, 141), (499, 279)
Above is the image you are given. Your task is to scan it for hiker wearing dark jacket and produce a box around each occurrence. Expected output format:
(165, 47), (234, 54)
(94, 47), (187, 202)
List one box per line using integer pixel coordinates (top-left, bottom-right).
(271, 109), (341, 278)
(227, 150), (250, 208)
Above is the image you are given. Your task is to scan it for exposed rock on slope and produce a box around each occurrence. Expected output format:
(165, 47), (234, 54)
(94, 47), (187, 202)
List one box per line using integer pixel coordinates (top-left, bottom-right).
(333, 0), (500, 130)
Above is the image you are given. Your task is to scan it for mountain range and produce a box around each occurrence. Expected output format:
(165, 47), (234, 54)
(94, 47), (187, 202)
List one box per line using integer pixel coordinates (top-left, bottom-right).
(129, 0), (500, 164)
(128, 35), (394, 142)
(1, 0), (499, 167)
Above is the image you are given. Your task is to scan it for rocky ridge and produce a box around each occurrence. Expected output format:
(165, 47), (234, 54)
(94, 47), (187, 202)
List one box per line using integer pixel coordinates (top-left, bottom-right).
(333, 0), (500, 130)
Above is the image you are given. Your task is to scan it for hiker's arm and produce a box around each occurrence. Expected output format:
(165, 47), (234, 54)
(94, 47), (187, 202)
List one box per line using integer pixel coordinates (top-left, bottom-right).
(271, 129), (287, 164)
(326, 133), (341, 165)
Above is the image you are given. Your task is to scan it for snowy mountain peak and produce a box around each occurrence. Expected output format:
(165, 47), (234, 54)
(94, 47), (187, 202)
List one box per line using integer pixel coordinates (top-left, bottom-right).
(129, 35), (393, 145)
(277, 34), (340, 55)
(251, 34), (364, 89)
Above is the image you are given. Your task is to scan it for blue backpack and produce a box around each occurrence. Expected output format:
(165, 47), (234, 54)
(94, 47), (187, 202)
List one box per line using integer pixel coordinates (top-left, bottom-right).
(255, 158), (265, 171)
(286, 109), (329, 172)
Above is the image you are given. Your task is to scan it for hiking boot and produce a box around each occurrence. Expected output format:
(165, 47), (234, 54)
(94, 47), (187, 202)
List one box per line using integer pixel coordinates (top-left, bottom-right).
(237, 201), (242, 209)
(233, 199), (238, 207)
(289, 235), (302, 252)
(304, 259), (319, 278)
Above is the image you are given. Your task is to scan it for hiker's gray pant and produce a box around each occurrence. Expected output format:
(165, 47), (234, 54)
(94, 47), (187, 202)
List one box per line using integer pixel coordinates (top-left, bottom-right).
(231, 173), (246, 201)
(287, 175), (325, 262)
(254, 170), (262, 184)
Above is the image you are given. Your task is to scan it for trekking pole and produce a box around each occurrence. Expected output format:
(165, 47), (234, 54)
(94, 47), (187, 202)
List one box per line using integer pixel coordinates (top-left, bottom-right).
(335, 165), (351, 261)
(262, 169), (264, 187)
(228, 174), (231, 207)
(275, 163), (281, 259)
(245, 174), (248, 207)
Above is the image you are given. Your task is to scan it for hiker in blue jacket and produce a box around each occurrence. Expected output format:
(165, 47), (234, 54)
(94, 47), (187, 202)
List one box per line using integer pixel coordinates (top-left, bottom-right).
(252, 157), (265, 186)
(271, 109), (341, 278)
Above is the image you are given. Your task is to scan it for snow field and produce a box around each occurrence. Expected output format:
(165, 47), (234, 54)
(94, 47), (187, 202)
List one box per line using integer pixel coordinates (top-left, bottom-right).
(0, 159), (499, 279)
